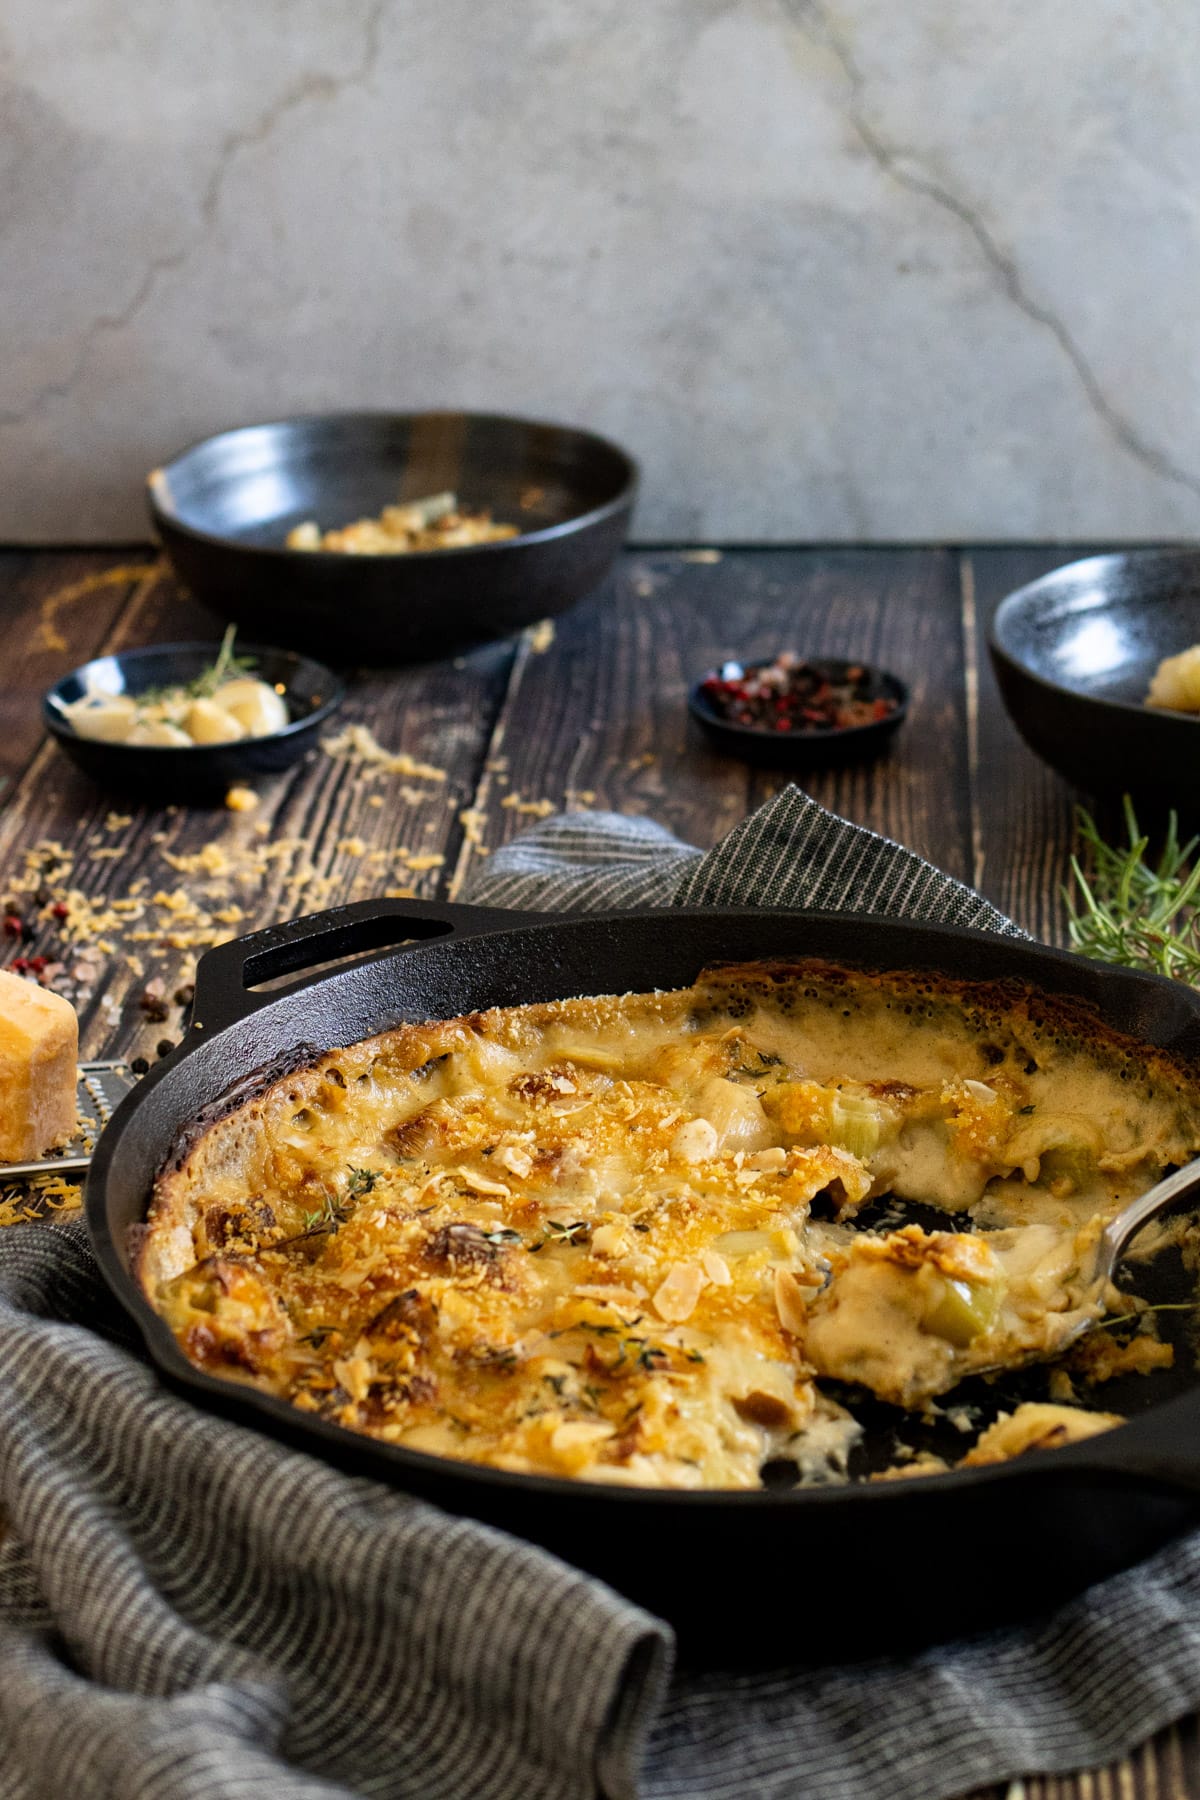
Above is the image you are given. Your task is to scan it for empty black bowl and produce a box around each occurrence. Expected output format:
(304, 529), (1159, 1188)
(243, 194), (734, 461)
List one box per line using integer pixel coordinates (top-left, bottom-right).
(146, 412), (638, 664)
(688, 657), (909, 766)
(44, 642), (345, 800)
(988, 549), (1200, 806)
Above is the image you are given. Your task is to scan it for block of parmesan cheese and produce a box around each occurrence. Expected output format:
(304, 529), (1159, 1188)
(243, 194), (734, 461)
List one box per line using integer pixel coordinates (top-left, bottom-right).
(0, 971), (78, 1162)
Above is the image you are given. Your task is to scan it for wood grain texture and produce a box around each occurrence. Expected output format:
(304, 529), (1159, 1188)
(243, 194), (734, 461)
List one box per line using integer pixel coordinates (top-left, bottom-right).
(0, 553), (514, 1062)
(0, 551), (160, 790)
(1, 546), (1197, 1800)
(451, 547), (971, 893)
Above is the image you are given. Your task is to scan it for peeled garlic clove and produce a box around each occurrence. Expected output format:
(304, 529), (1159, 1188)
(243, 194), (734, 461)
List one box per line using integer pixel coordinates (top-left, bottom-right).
(184, 699), (245, 744)
(128, 719), (192, 747)
(211, 678), (288, 737)
(63, 695), (138, 743)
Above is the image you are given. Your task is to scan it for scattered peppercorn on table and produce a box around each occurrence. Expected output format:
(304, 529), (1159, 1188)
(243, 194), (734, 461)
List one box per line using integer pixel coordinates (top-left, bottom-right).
(1, 540), (1182, 1798)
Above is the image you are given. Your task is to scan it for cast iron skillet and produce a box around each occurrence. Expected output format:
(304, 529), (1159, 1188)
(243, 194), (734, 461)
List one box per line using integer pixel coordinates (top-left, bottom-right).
(146, 412), (637, 664)
(87, 901), (1200, 1660)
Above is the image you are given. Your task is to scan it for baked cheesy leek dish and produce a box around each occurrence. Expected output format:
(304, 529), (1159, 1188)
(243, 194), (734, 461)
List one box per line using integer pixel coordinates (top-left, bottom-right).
(137, 961), (1200, 1489)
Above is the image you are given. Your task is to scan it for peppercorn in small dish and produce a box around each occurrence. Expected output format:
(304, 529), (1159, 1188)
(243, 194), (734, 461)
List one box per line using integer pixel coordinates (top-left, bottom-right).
(688, 655), (908, 766)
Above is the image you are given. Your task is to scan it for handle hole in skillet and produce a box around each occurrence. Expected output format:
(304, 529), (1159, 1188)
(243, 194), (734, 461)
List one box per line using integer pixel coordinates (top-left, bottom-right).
(242, 916), (452, 994)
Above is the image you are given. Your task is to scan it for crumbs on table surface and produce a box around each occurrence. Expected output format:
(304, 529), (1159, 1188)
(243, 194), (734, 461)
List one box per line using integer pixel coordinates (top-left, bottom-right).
(0, 812), (453, 1029)
(0, 1173), (82, 1229)
(500, 792), (555, 818)
(320, 722), (447, 783)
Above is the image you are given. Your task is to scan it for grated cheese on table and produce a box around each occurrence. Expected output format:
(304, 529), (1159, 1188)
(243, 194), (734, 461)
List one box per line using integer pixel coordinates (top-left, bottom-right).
(321, 724), (447, 782)
(500, 793), (556, 818)
(0, 1174), (82, 1229)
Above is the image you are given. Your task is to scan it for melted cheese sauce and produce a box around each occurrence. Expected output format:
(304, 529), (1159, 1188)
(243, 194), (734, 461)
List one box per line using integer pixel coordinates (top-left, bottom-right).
(140, 961), (1200, 1487)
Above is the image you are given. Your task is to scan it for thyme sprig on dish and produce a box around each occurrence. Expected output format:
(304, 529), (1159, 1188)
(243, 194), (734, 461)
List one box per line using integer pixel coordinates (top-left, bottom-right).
(1065, 799), (1200, 984)
(138, 624), (257, 706)
(300, 1190), (355, 1237)
(1100, 1301), (1195, 1335)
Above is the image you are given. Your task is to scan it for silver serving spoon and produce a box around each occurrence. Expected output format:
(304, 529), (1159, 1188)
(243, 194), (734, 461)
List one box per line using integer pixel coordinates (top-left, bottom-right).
(919, 1160), (1200, 1382)
(1092, 1158), (1200, 1292)
(1035, 1159), (1200, 1362)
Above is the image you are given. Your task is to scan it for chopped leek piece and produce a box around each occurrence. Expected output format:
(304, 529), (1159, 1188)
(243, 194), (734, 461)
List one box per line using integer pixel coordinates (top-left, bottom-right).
(922, 1275), (1003, 1347)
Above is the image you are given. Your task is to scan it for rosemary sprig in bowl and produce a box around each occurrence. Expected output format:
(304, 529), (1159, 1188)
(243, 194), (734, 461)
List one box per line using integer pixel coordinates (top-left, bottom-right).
(136, 624), (257, 707)
(1065, 797), (1200, 983)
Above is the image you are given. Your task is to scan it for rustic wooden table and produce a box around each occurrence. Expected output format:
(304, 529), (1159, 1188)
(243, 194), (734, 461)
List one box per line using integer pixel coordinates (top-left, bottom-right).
(0, 544), (1193, 1799)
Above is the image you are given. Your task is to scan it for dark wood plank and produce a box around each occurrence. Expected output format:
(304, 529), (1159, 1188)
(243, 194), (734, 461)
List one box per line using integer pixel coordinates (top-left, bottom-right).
(966, 546), (1116, 945)
(0, 550), (159, 790)
(3, 546), (1197, 1800)
(451, 548), (971, 893)
(0, 551), (514, 1063)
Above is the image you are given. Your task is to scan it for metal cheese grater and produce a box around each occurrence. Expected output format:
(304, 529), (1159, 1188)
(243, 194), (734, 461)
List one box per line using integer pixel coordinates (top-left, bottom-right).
(0, 1061), (137, 1180)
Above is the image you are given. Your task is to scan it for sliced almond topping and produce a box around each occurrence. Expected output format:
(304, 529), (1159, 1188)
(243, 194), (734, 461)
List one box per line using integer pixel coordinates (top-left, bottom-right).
(455, 1166), (512, 1198)
(774, 1268), (808, 1338)
(652, 1261), (707, 1323)
(700, 1249), (732, 1287)
(670, 1117), (719, 1164)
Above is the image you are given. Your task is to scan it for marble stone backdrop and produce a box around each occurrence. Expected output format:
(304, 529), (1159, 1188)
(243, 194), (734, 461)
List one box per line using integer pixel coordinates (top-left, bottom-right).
(2, 0), (1199, 542)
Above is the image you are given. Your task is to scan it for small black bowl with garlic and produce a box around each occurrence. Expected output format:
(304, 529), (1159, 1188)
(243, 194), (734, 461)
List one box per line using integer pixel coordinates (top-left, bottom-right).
(43, 632), (345, 801)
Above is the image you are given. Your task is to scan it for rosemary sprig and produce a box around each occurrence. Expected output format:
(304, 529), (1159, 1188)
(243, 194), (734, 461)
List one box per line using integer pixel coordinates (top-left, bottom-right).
(1101, 1301), (1195, 1333)
(138, 624), (256, 706)
(1064, 798), (1200, 984)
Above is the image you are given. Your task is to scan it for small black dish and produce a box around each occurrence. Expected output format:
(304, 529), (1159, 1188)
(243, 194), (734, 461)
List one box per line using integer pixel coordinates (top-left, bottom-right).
(44, 642), (345, 800)
(988, 549), (1200, 807)
(147, 411), (638, 664)
(688, 657), (909, 766)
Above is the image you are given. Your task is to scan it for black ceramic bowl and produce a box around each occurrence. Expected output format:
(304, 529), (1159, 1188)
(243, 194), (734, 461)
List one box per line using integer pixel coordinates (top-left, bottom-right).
(147, 412), (638, 664)
(44, 642), (345, 800)
(989, 549), (1200, 806)
(688, 657), (909, 766)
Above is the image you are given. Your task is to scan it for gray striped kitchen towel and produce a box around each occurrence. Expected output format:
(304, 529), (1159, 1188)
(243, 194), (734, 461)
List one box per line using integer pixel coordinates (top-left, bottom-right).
(3, 785), (1199, 1800)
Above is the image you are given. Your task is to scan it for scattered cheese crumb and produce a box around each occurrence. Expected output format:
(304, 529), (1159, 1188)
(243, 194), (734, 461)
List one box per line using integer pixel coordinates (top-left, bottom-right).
(0, 1174), (82, 1228)
(526, 619), (555, 654)
(34, 562), (159, 656)
(104, 812), (132, 832)
(321, 724), (446, 782)
(459, 808), (487, 846)
(163, 844), (232, 878)
(500, 793), (555, 818)
(225, 786), (258, 813)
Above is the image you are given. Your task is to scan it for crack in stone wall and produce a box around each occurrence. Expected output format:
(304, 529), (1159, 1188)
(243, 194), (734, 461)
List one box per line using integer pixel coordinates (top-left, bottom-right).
(0, 0), (388, 430)
(782, 0), (1200, 501)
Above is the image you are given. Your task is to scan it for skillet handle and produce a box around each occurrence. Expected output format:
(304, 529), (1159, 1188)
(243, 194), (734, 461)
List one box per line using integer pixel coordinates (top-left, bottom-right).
(188, 898), (540, 1035)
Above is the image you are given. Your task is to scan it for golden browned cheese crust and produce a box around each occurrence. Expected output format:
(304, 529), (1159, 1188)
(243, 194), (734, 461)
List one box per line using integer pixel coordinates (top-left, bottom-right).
(138, 960), (1200, 1488)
